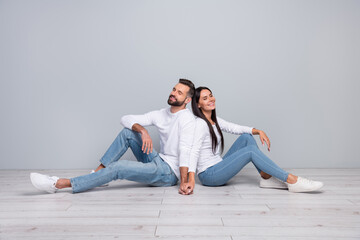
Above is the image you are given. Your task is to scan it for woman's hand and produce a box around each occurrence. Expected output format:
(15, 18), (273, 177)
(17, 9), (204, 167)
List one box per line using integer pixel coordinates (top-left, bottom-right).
(259, 130), (271, 151)
(179, 181), (194, 195)
(178, 172), (195, 195)
(253, 128), (271, 151)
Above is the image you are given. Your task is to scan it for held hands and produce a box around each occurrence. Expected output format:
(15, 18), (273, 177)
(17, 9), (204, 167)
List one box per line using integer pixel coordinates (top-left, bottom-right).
(178, 181), (194, 195)
(179, 171), (195, 195)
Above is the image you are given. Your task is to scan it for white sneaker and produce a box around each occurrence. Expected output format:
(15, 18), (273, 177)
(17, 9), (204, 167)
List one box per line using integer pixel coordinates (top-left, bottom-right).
(260, 176), (288, 189)
(30, 173), (59, 194)
(90, 170), (109, 187)
(286, 176), (324, 193)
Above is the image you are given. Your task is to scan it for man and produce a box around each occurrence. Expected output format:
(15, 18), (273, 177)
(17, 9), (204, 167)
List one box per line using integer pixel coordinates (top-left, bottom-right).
(30, 79), (196, 195)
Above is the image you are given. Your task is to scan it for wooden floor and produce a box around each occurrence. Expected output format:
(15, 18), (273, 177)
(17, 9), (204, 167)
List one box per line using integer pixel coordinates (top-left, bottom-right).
(0, 168), (359, 239)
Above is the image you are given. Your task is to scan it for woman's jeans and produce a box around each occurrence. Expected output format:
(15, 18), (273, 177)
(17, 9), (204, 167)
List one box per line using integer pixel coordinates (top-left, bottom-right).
(198, 133), (289, 186)
(70, 128), (178, 193)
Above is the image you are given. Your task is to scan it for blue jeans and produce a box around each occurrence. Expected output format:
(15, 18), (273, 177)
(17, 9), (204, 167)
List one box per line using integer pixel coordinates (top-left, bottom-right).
(70, 128), (178, 193)
(198, 133), (289, 186)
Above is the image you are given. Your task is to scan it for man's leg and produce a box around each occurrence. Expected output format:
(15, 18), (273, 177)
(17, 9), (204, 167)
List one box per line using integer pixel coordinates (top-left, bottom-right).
(95, 128), (155, 171)
(70, 156), (178, 193)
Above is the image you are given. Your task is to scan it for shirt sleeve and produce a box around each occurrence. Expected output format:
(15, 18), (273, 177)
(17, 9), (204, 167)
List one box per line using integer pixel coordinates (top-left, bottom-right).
(188, 119), (207, 173)
(178, 114), (195, 169)
(120, 110), (159, 129)
(217, 117), (253, 135)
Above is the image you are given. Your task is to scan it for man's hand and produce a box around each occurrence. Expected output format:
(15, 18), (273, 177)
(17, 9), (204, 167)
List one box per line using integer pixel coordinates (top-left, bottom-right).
(140, 130), (153, 154)
(178, 181), (194, 195)
(178, 171), (195, 195)
(132, 123), (153, 154)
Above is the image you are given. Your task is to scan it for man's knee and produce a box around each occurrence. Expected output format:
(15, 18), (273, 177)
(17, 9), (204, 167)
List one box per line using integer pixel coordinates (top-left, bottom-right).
(120, 128), (133, 135)
(119, 128), (140, 139)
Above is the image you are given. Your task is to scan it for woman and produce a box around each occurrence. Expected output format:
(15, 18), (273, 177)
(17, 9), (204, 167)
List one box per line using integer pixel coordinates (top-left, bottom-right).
(186, 86), (323, 193)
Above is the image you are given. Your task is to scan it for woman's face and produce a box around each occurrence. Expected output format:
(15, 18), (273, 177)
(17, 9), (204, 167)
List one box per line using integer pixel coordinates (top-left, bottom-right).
(198, 89), (216, 112)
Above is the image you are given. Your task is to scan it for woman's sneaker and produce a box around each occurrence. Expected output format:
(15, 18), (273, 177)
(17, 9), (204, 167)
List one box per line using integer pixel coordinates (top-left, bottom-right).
(260, 176), (288, 189)
(30, 173), (59, 194)
(286, 176), (324, 193)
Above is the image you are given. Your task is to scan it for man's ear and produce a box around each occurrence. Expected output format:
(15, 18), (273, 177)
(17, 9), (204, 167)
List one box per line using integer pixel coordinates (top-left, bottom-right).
(185, 97), (191, 104)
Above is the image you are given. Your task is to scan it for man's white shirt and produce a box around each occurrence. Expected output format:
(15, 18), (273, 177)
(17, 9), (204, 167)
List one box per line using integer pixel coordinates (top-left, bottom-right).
(121, 107), (195, 179)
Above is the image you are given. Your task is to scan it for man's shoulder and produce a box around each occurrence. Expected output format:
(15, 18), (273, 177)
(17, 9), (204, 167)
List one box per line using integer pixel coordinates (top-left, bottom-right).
(177, 109), (195, 124)
(145, 108), (168, 116)
(178, 108), (195, 118)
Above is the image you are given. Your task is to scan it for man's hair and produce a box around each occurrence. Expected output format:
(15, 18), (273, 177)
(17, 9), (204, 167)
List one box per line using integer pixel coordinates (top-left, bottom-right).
(178, 78), (195, 98)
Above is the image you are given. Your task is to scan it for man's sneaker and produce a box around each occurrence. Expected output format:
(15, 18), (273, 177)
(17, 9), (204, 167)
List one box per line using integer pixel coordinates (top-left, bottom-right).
(286, 176), (324, 193)
(260, 176), (288, 189)
(90, 170), (109, 187)
(30, 173), (59, 194)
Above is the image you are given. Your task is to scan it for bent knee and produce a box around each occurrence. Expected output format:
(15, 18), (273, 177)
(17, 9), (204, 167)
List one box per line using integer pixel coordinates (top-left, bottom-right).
(119, 128), (140, 139)
(120, 128), (134, 136)
(240, 133), (257, 145)
(239, 133), (254, 140)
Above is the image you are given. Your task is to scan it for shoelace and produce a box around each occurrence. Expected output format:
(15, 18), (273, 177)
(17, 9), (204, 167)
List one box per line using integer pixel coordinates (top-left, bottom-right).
(299, 177), (315, 185)
(47, 175), (57, 187)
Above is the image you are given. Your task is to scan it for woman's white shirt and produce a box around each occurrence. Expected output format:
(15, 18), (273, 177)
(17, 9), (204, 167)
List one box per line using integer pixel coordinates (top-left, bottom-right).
(189, 117), (254, 174)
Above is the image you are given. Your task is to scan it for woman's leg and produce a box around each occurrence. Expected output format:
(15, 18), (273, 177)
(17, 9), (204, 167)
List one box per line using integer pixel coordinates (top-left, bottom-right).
(198, 143), (289, 186)
(197, 134), (323, 192)
(223, 134), (269, 178)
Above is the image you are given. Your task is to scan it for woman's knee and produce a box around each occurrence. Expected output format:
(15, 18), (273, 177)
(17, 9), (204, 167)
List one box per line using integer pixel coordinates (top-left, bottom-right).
(239, 133), (257, 146)
(240, 133), (254, 140)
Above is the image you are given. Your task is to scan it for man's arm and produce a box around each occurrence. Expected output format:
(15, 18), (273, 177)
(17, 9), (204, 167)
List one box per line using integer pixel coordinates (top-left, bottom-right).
(178, 119), (206, 195)
(177, 115), (195, 194)
(121, 111), (158, 154)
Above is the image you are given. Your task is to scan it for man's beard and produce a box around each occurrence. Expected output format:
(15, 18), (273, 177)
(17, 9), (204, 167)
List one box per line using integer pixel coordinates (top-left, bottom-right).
(167, 95), (186, 106)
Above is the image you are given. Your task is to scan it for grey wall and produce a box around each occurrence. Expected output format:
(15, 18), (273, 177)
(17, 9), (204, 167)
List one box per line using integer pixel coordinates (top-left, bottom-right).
(0, 0), (359, 169)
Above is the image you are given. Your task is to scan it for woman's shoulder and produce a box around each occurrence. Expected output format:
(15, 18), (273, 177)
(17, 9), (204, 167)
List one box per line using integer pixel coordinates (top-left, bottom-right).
(216, 116), (233, 126)
(194, 117), (209, 129)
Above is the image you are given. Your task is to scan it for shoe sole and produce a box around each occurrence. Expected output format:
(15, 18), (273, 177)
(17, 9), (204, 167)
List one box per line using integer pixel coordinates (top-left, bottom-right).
(288, 183), (324, 193)
(260, 184), (288, 189)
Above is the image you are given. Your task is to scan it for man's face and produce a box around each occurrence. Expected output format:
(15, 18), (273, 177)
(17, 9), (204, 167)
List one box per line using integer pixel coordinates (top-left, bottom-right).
(167, 83), (190, 106)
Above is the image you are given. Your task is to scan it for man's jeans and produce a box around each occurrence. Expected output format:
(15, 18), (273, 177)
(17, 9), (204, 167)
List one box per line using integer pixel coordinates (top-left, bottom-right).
(70, 128), (178, 193)
(198, 133), (289, 186)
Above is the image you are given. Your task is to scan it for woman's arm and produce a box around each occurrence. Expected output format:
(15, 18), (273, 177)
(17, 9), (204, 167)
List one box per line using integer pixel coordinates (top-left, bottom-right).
(217, 117), (271, 152)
